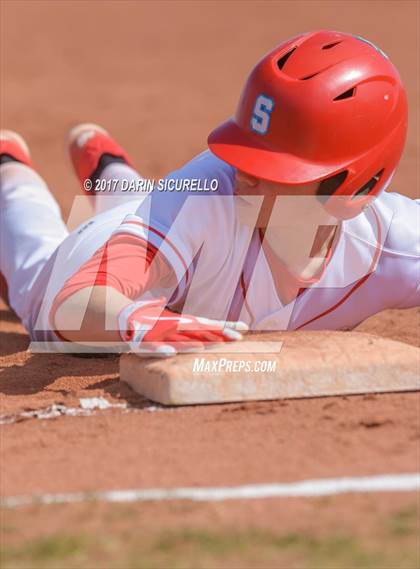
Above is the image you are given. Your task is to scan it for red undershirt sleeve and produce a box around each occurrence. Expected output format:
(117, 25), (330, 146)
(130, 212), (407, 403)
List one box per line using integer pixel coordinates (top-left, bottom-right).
(50, 233), (173, 327)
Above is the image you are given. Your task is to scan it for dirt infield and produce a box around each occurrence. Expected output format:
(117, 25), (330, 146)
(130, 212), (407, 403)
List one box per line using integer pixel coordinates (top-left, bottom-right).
(1, 1), (419, 567)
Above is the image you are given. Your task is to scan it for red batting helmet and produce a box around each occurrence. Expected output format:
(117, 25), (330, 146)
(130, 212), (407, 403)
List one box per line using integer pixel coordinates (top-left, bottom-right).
(208, 30), (408, 218)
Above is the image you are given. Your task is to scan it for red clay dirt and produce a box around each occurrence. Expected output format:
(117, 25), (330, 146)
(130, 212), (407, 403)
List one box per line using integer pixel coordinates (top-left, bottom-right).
(1, 1), (419, 567)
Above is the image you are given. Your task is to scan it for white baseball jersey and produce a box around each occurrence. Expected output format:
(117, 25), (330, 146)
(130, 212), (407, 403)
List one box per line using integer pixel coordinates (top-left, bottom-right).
(115, 150), (419, 332)
(1, 152), (418, 343)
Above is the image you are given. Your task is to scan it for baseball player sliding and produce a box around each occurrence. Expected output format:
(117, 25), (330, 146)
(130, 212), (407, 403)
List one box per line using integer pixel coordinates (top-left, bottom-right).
(0, 30), (418, 356)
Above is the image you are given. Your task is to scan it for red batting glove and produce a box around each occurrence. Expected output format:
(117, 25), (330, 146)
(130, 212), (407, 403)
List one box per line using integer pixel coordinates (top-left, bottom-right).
(118, 297), (248, 356)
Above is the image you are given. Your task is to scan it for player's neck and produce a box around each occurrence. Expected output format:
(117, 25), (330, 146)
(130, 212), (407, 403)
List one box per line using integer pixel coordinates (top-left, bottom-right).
(260, 220), (340, 280)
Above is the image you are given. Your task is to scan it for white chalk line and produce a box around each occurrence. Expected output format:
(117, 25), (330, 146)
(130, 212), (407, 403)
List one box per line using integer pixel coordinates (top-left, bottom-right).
(0, 396), (162, 425)
(1, 473), (419, 509)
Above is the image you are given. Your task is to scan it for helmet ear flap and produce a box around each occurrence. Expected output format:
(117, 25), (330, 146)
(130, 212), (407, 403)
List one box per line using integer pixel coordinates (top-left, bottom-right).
(317, 168), (385, 219)
(317, 168), (385, 200)
(320, 167), (392, 219)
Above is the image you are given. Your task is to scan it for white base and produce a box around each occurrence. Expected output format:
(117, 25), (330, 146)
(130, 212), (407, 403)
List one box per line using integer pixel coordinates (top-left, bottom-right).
(120, 331), (420, 406)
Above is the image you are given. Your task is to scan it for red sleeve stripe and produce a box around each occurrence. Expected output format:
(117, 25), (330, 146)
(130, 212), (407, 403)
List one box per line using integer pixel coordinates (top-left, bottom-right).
(119, 219), (190, 288)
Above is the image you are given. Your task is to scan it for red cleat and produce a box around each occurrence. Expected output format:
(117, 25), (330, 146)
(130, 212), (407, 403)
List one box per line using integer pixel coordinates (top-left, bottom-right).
(0, 130), (33, 168)
(67, 123), (134, 193)
(0, 130), (34, 307)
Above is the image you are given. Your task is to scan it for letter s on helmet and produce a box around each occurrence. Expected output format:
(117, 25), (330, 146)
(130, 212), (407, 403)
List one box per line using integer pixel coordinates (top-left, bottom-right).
(208, 30), (408, 219)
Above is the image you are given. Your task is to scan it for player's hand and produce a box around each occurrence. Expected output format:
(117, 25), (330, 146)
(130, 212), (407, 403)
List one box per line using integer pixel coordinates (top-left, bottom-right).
(118, 297), (248, 357)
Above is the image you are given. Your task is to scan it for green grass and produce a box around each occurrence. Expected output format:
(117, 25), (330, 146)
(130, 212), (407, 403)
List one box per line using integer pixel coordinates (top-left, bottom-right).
(2, 524), (419, 569)
(0, 534), (89, 569)
(1, 503), (419, 569)
(388, 506), (419, 537)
